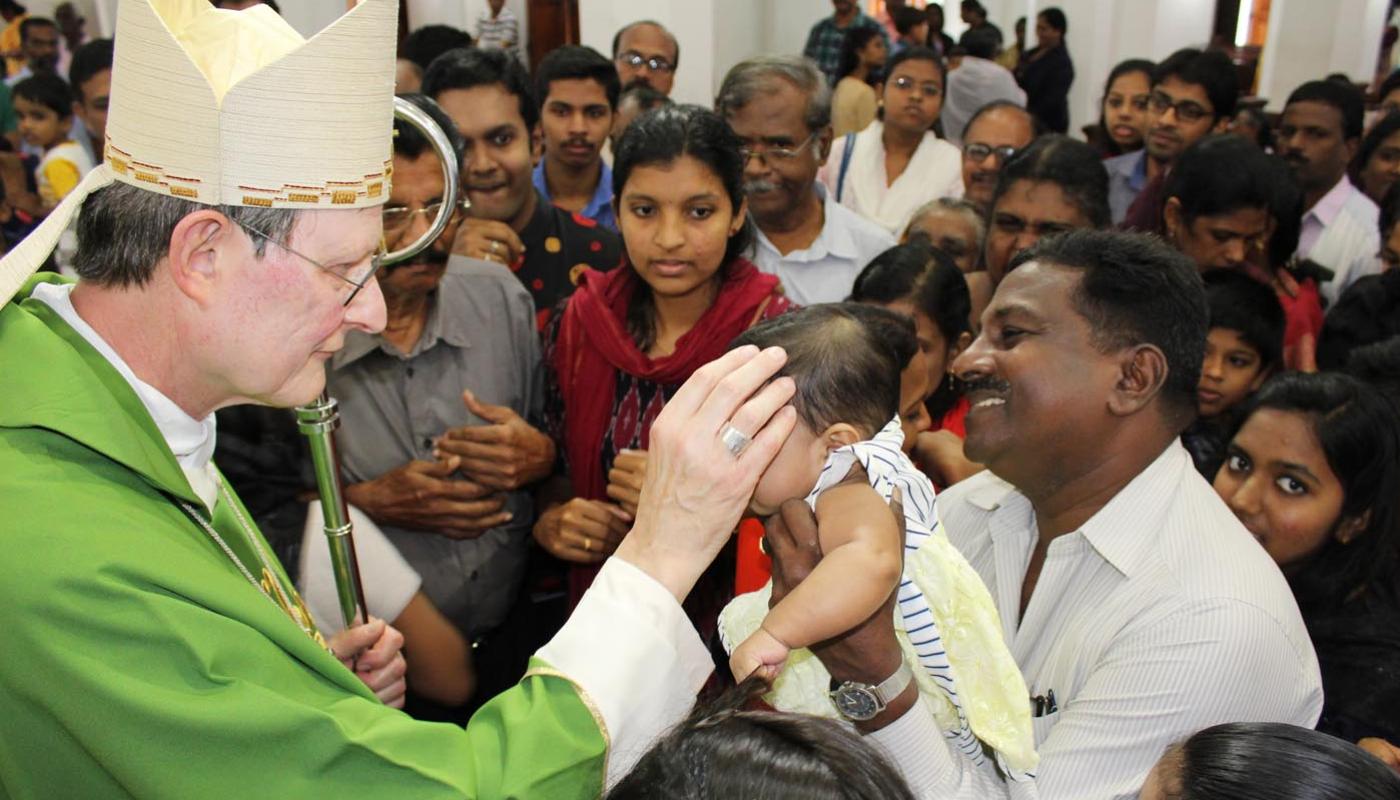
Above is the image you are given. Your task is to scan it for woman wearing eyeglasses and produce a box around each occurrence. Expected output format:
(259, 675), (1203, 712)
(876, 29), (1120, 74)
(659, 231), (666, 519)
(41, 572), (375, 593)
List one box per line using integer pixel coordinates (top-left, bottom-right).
(818, 46), (963, 237)
(1014, 8), (1074, 135)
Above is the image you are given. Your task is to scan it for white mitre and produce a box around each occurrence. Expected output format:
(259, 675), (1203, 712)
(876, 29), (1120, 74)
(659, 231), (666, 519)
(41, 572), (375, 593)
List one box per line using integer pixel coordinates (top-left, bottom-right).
(0, 0), (397, 304)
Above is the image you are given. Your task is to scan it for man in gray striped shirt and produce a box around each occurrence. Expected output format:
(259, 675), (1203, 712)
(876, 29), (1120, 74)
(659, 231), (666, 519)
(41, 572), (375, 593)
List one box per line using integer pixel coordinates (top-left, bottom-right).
(774, 230), (1323, 799)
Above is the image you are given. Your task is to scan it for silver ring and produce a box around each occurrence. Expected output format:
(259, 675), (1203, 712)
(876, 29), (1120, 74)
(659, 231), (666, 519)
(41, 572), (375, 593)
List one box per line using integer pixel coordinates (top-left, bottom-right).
(490, 240), (500, 255)
(720, 423), (751, 458)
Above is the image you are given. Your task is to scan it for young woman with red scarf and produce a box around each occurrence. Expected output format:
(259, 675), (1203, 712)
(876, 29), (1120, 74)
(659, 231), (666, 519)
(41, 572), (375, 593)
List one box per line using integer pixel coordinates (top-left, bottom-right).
(534, 105), (793, 644)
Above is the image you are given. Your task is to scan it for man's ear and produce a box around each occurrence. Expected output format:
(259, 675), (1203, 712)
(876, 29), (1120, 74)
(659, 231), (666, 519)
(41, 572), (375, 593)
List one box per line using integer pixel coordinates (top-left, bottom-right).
(731, 196), (749, 234)
(1108, 344), (1169, 416)
(816, 124), (834, 167)
(530, 122), (543, 166)
(819, 422), (862, 452)
(1336, 510), (1371, 545)
(166, 210), (238, 308)
(1211, 115), (1230, 134)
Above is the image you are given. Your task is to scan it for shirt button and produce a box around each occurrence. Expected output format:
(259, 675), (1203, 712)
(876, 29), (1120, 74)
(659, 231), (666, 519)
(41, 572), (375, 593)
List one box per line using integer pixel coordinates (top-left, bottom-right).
(470, 570), (479, 581)
(406, 366), (415, 378)
(423, 437), (433, 450)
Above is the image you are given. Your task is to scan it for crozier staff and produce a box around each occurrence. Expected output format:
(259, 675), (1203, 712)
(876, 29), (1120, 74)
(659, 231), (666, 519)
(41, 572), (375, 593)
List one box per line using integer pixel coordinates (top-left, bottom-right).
(0, 1), (797, 796)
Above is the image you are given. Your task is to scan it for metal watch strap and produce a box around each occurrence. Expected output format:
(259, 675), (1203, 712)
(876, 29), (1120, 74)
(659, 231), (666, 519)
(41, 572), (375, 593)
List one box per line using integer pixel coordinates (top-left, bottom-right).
(871, 661), (914, 706)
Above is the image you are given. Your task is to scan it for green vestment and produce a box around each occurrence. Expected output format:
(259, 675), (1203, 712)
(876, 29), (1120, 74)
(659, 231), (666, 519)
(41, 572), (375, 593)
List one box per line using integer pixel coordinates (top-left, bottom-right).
(0, 276), (607, 799)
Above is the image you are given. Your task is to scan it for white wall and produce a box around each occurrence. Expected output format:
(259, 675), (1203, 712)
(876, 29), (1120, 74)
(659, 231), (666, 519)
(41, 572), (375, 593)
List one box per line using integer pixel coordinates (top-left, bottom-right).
(1256, 0), (1388, 110)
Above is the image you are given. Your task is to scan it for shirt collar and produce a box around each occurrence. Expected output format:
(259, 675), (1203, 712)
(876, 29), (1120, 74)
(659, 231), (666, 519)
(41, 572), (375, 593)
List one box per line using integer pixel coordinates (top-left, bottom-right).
(532, 159), (613, 218)
(753, 183), (862, 261)
(1305, 175), (1357, 227)
(30, 281), (219, 507)
(333, 281), (469, 370)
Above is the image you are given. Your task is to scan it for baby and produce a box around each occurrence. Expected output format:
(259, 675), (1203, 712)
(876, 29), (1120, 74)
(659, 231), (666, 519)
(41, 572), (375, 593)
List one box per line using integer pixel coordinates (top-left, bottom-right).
(720, 304), (1037, 780)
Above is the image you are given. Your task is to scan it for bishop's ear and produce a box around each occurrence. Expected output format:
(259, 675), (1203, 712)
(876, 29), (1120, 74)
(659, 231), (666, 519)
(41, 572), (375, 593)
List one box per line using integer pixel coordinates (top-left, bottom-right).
(166, 210), (239, 308)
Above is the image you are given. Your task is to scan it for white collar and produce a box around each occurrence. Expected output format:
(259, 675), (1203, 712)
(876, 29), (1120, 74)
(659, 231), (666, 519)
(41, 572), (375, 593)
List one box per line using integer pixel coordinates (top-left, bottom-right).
(31, 282), (220, 509)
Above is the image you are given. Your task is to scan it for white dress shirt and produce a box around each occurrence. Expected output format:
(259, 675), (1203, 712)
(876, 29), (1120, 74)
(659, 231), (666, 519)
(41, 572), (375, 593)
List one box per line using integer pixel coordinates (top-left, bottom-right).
(1297, 175), (1381, 306)
(750, 184), (895, 304)
(869, 442), (1322, 799)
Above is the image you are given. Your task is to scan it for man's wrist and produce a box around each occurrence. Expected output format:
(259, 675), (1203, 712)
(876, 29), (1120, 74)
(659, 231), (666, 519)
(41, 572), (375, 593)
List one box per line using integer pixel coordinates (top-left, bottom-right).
(855, 682), (918, 734)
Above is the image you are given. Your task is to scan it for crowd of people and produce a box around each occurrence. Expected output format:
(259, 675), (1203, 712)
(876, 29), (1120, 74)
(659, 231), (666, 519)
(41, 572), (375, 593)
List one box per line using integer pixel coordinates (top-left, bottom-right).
(2, 0), (1399, 798)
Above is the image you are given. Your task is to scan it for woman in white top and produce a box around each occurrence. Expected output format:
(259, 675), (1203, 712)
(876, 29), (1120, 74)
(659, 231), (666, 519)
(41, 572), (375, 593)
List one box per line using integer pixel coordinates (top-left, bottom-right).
(820, 45), (964, 236)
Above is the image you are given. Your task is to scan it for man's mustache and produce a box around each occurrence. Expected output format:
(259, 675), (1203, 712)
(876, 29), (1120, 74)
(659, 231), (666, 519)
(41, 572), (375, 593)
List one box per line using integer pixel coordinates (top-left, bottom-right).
(743, 180), (778, 195)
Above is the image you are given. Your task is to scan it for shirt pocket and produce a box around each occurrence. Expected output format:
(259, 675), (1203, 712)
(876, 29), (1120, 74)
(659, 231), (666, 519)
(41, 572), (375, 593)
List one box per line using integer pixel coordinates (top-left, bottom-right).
(1031, 710), (1061, 746)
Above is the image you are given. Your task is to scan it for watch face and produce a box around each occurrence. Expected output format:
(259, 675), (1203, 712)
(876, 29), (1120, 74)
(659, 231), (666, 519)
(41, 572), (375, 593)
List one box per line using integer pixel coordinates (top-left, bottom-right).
(832, 685), (880, 721)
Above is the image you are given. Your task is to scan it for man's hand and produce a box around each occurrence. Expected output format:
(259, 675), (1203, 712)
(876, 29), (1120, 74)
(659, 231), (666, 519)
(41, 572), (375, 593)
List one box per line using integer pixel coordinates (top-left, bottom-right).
(329, 617), (408, 708)
(451, 217), (525, 266)
(533, 498), (631, 564)
(1359, 737), (1400, 774)
(615, 345), (797, 602)
(344, 458), (510, 539)
(606, 449), (647, 517)
(764, 487), (914, 732)
(435, 390), (555, 490)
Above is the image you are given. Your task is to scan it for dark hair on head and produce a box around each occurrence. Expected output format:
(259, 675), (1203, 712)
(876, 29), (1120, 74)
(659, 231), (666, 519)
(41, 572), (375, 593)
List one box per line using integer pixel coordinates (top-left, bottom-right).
(1156, 722), (1400, 800)
(1095, 58), (1155, 156)
(1285, 79), (1364, 141)
(1350, 111), (1400, 189)
(613, 105), (753, 351)
(1202, 269), (1285, 371)
(837, 25), (886, 83)
(717, 56), (832, 133)
(19, 15), (53, 42)
(536, 45), (621, 111)
(1153, 48), (1239, 122)
(893, 6), (928, 36)
(1038, 7), (1067, 34)
(0, 1), (25, 16)
(851, 242), (973, 418)
(731, 304), (913, 438)
(1382, 179), (1400, 239)
(1315, 268), (1400, 371)
(607, 677), (916, 800)
(12, 73), (72, 118)
(67, 38), (112, 100)
(1239, 372), (1400, 613)
(962, 99), (1041, 143)
(1344, 335), (1400, 403)
(884, 45), (946, 87)
(620, 79), (672, 113)
(1264, 156), (1304, 267)
(961, 0), (986, 17)
(611, 20), (679, 68)
(1008, 230), (1207, 422)
(400, 25), (473, 72)
(422, 47), (538, 132)
(1164, 134), (1277, 223)
(1380, 69), (1400, 104)
(391, 93), (464, 160)
(960, 26), (1002, 60)
(992, 134), (1110, 228)
(1233, 106), (1273, 150)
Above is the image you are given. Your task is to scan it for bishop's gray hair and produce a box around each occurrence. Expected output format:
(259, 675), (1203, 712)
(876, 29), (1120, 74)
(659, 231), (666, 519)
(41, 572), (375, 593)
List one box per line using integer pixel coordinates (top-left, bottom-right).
(71, 182), (300, 289)
(715, 55), (832, 135)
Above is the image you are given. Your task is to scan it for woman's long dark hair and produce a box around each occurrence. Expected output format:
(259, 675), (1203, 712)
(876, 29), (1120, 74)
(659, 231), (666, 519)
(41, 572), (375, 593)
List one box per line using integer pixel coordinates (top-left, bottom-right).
(836, 25), (884, 85)
(612, 104), (754, 352)
(1158, 722), (1400, 799)
(849, 242), (972, 420)
(1236, 372), (1400, 613)
(607, 677), (917, 800)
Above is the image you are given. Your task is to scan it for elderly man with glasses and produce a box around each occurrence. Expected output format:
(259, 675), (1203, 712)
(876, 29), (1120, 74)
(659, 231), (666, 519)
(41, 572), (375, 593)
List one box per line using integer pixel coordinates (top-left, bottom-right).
(960, 100), (1041, 213)
(325, 94), (557, 711)
(611, 20), (678, 96)
(716, 55), (893, 304)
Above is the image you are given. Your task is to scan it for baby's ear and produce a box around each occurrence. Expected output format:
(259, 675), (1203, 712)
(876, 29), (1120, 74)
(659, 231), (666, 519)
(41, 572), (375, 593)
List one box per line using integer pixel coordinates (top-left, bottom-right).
(821, 423), (862, 452)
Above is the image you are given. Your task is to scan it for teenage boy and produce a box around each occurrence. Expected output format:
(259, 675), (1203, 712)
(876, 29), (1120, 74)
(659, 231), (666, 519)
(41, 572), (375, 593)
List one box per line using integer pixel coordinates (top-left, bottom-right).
(533, 46), (619, 231)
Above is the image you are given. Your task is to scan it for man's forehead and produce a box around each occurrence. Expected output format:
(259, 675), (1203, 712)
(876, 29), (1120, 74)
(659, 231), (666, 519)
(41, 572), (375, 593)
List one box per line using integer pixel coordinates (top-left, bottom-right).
(619, 24), (675, 58)
(992, 260), (1079, 313)
(727, 82), (810, 134)
(545, 76), (611, 105)
(1156, 76), (1212, 107)
(1282, 100), (1344, 132)
(289, 207), (382, 255)
(389, 151), (445, 200)
(436, 85), (526, 134)
(967, 109), (1033, 146)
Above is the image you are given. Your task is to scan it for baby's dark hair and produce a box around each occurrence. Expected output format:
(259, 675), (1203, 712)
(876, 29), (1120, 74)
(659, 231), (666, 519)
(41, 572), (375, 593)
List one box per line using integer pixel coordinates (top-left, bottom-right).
(731, 304), (913, 438)
(1203, 270), (1284, 372)
(12, 73), (73, 119)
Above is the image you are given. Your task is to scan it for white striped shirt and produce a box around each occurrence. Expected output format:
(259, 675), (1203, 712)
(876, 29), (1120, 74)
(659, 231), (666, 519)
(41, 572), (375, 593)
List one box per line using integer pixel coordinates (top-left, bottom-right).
(868, 441), (1323, 799)
(475, 8), (524, 62)
(1298, 176), (1382, 307)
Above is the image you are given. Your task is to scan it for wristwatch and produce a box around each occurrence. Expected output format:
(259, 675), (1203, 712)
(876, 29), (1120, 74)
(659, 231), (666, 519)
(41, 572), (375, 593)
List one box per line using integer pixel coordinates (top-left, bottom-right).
(828, 662), (914, 722)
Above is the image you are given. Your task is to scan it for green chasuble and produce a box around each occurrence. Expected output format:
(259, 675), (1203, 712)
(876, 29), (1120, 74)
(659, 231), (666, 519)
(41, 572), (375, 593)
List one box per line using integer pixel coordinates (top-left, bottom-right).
(0, 276), (607, 799)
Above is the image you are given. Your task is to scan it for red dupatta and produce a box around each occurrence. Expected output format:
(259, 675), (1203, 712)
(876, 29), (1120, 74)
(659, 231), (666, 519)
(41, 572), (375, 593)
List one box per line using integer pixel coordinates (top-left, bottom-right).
(552, 259), (788, 503)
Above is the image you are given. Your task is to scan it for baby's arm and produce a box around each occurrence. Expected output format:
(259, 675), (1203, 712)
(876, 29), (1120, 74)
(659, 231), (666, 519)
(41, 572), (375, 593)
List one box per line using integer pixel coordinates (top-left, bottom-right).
(730, 481), (902, 681)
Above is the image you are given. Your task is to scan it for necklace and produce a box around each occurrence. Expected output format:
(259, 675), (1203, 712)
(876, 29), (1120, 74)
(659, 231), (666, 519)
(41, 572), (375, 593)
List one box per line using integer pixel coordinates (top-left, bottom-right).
(178, 480), (329, 650)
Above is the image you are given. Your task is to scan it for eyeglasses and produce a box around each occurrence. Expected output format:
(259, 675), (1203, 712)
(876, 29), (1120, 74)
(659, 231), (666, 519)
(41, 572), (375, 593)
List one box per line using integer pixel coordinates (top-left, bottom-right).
(891, 75), (942, 97)
(617, 51), (675, 74)
(963, 142), (1018, 164)
(737, 132), (817, 163)
(381, 199), (470, 240)
(1149, 91), (1212, 124)
(239, 221), (385, 307)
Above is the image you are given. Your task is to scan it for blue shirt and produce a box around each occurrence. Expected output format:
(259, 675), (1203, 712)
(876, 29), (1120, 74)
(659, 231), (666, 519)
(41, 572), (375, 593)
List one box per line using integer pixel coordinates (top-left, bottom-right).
(532, 159), (616, 232)
(1105, 149), (1148, 226)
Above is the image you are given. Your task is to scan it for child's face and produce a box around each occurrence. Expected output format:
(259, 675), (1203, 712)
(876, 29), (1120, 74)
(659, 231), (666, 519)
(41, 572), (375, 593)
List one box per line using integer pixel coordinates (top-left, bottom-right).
(1197, 327), (1269, 418)
(898, 350), (933, 454)
(750, 420), (838, 517)
(14, 96), (69, 150)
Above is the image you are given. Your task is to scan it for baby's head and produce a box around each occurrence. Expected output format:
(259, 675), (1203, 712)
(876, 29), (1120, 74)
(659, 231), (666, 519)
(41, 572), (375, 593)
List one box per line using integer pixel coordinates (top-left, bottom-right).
(733, 304), (916, 515)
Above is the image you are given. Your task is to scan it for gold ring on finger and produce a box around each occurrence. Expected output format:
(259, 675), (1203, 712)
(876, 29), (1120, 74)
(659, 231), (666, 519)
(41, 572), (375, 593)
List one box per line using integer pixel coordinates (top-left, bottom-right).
(583, 536), (592, 552)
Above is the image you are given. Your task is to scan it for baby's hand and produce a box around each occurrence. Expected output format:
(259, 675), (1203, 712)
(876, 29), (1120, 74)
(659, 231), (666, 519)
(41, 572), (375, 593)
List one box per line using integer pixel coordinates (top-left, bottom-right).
(730, 626), (790, 683)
